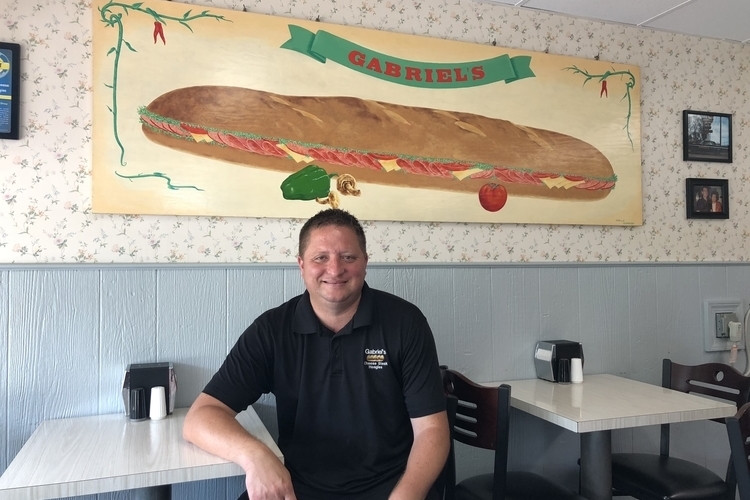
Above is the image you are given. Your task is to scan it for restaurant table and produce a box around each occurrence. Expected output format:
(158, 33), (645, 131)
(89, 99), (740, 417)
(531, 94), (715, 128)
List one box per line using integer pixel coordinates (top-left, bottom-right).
(484, 374), (736, 500)
(0, 407), (282, 500)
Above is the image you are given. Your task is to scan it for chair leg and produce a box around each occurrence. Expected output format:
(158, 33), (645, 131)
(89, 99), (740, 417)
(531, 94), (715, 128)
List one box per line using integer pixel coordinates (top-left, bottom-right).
(725, 454), (737, 500)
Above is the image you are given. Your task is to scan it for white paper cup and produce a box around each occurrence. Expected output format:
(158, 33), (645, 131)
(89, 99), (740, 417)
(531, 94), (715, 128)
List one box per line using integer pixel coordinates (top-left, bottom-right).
(571, 358), (584, 383)
(149, 386), (167, 420)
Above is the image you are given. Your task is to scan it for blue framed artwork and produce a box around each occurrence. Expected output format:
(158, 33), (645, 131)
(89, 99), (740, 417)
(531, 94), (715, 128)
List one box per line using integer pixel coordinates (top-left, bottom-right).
(0, 42), (20, 140)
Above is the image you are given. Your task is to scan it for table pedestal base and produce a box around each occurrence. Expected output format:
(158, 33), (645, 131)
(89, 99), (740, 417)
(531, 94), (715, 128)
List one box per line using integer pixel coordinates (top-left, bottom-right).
(580, 430), (612, 500)
(133, 484), (171, 500)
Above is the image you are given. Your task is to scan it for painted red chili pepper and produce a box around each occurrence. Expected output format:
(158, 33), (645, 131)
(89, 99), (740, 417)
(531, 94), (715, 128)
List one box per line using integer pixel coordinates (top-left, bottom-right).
(600, 80), (608, 98)
(153, 21), (165, 45)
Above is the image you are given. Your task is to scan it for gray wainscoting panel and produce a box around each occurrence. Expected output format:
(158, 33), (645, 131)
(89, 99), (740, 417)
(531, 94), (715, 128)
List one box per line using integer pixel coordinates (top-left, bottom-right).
(7, 270), (100, 460)
(539, 267), (581, 348)
(227, 268), (286, 351)
(628, 267), (660, 384)
(728, 266), (750, 304)
(362, 267), (394, 293)
(0, 271), (7, 473)
(393, 267), (454, 370)
(452, 267), (494, 382)
(158, 269), (228, 409)
(0, 263), (749, 499)
(282, 268), (306, 302)
(700, 265), (731, 299)
(99, 269), (157, 414)
(492, 267), (542, 382)
(655, 266), (703, 364)
(578, 266), (630, 376)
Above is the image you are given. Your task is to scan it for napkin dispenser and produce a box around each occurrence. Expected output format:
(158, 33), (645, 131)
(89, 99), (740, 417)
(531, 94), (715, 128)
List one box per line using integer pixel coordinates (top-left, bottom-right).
(534, 340), (584, 382)
(121, 362), (177, 417)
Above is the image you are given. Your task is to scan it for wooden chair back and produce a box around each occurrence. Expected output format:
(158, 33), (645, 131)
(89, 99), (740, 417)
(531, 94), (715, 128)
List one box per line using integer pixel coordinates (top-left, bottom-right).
(727, 401), (750, 500)
(437, 394), (458, 500)
(661, 359), (750, 456)
(726, 403), (750, 500)
(667, 360), (750, 408)
(441, 369), (510, 500)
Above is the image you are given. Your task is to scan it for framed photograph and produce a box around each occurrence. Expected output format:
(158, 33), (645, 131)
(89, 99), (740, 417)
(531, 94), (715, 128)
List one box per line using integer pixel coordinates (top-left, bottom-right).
(0, 42), (20, 140)
(683, 110), (732, 163)
(686, 178), (729, 219)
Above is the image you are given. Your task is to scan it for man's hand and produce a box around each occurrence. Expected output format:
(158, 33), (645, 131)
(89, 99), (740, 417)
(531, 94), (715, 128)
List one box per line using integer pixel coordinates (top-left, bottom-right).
(242, 445), (297, 500)
(184, 394), (297, 499)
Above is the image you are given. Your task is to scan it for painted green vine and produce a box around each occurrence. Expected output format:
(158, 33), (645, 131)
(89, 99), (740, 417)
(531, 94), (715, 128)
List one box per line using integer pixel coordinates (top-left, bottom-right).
(116, 171), (204, 191)
(564, 65), (636, 150)
(98, 1), (228, 190)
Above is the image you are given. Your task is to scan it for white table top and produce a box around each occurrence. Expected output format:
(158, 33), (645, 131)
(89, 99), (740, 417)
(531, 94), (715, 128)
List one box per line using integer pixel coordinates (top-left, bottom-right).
(485, 374), (737, 433)
(0, 407), (282, 500)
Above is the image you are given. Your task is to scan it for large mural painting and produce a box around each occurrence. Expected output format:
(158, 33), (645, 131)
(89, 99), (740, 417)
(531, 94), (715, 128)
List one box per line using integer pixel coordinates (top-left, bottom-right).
(92, 0), (642, 225)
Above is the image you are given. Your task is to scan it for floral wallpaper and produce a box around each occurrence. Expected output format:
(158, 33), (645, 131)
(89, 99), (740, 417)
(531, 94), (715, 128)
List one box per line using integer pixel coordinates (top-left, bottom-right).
(1, 0), (749, 263)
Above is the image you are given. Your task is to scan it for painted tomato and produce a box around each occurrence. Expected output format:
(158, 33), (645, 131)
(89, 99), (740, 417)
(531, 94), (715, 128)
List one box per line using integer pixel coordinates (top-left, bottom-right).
(478, 183), (508, 212)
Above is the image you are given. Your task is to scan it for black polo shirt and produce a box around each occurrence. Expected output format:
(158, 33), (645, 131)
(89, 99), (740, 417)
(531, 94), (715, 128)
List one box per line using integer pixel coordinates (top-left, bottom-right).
(203, 283), (445, 500)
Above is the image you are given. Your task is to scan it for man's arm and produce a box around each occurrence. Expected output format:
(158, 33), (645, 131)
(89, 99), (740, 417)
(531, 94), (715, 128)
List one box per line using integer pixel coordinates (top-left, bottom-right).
(183, 393), (297, 500)
(389, 411), (450, 500)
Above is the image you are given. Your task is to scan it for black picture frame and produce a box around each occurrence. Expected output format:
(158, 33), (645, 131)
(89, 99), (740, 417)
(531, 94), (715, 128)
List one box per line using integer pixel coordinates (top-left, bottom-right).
(0, 42), (20, 140)
(683, 110), (732, 163)
(686, 178), (729, 219)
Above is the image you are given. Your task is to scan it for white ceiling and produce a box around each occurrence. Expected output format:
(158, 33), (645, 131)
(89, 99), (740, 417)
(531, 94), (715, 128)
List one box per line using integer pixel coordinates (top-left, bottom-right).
(484, 0), (750, 44)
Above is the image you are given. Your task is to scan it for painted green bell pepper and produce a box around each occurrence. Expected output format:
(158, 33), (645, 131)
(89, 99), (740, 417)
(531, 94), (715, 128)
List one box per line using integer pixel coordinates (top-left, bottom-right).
(280, 165), (332, 200)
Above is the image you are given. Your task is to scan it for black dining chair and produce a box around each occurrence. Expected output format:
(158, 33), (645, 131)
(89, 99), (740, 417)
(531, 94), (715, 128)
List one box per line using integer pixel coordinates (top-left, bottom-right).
(726, 401), (750, 500)
(611, 359), (750, 500)
(436, 393), (459, 500)
(441, 368), (586, 500)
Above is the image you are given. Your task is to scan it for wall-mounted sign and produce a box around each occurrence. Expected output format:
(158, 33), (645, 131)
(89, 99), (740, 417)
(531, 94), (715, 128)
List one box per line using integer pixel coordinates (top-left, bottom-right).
(0, 42), (20, 140)
(92, 0), (642, 226)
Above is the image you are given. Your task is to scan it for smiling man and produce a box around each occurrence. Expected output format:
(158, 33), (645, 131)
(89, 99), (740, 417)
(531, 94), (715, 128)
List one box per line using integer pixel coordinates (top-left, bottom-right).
(183, 208), (449, 500)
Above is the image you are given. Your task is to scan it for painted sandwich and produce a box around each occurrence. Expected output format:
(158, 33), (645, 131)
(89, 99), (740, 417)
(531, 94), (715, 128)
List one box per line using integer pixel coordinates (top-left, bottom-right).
(139, 86), (616, 211)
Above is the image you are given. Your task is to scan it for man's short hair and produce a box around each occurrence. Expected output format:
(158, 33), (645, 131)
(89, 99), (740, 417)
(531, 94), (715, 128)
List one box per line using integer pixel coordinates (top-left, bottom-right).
(298, 209), (367, 257)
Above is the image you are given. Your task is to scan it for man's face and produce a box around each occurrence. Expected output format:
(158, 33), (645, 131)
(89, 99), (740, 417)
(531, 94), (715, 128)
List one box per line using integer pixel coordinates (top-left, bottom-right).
(702, 187), (709, 199)
(297, 225), (368, 311)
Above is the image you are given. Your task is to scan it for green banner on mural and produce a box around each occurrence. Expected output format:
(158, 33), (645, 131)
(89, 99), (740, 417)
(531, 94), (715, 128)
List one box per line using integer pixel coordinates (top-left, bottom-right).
(281, 25), (534, 89)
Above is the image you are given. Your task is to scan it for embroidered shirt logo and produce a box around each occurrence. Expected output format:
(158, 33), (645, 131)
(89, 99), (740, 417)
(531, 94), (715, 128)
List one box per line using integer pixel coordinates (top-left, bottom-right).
(364, 348), (388, 370)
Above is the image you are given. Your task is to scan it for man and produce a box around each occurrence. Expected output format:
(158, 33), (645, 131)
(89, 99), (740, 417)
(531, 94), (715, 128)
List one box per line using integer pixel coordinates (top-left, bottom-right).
(183, 208), (449, 500)
(695, 186), (710, 212)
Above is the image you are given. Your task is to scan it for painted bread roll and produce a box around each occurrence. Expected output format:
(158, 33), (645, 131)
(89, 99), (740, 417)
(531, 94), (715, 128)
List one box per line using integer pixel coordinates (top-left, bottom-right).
(139, 86), (616, 202)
